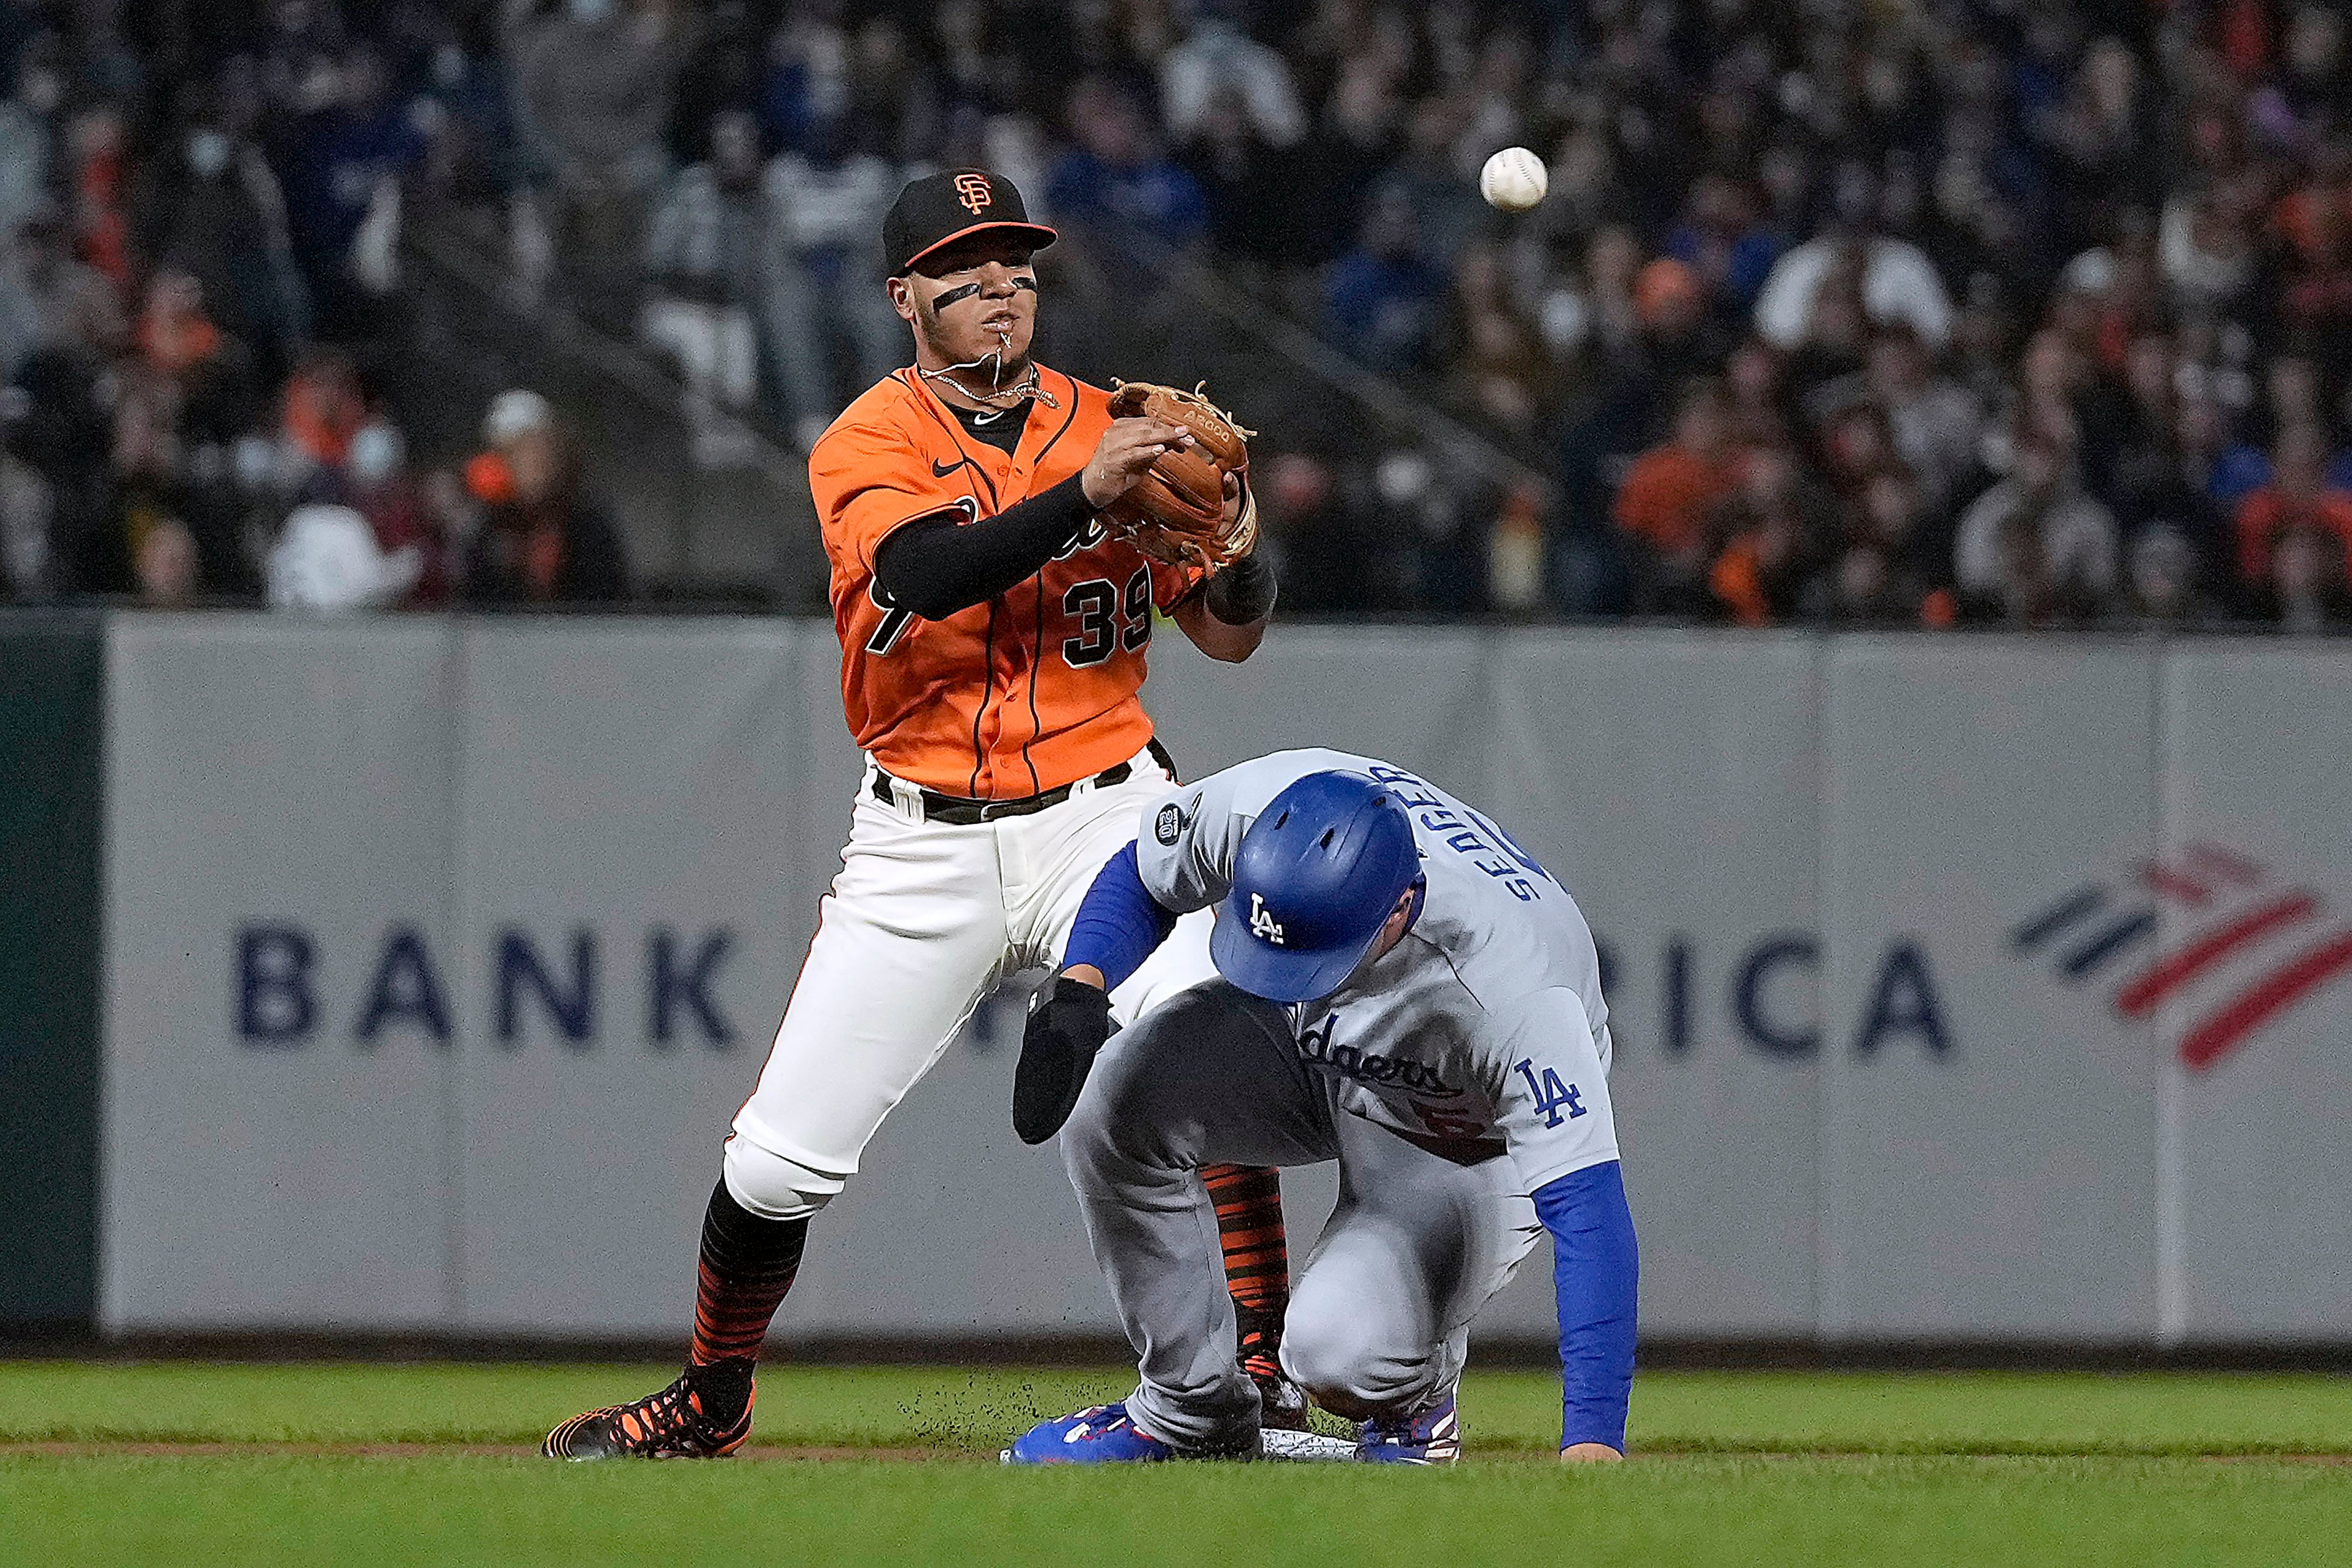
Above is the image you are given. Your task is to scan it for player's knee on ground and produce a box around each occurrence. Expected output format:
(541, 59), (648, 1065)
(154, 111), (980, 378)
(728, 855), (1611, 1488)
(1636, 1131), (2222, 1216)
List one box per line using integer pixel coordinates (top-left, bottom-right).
(1279, 1309), (1444, 1422)
(722, 1133), (847, 1222)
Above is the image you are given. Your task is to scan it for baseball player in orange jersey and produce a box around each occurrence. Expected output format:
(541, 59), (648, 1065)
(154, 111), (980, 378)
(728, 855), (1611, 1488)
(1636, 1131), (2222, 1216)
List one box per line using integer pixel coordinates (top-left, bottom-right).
(545, 168), (1295, 1459)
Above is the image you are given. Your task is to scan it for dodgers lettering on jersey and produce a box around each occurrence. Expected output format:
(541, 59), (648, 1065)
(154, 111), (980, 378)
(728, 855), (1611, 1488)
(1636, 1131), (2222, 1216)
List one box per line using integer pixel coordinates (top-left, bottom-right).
(1135, 748), (1619, 1193)
(810, 367), (1206, 799)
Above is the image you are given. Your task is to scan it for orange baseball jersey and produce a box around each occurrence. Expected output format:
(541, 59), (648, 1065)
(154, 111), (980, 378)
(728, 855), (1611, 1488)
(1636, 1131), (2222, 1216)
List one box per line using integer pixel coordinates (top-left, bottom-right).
(810, 366), (1206, 800)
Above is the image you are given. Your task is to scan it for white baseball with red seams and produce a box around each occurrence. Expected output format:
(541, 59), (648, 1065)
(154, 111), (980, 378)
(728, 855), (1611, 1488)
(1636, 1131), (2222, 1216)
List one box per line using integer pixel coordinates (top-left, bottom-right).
(1479, 146), (1548, 212)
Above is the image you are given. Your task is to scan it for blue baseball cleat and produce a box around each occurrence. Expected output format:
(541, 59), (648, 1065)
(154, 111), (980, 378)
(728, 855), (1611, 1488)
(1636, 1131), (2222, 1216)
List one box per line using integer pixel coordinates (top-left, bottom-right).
(1357, 1392), (1462, 1465)
(1001, 1402), (1177, 1465)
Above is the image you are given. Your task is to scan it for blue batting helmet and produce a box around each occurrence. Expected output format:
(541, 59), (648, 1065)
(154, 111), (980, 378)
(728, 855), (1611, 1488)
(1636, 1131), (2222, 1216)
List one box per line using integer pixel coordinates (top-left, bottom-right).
(1210, 771), (1425, 1003)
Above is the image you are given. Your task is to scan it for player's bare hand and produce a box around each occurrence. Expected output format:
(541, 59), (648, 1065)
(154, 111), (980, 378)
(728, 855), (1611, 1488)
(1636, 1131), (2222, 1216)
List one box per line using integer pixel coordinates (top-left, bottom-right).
(1082, 418), (1193, 509)
(1560, 1442), (1625, 1463)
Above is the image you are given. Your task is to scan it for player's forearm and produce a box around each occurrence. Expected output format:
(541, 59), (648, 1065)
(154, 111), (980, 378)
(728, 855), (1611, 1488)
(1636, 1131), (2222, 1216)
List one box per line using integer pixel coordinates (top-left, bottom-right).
(872, 476), (1095, 619)
(1174, 584), (1269, 662)
(1533, 1159), (1638, 1454)
(1061, 843), (1179, 992)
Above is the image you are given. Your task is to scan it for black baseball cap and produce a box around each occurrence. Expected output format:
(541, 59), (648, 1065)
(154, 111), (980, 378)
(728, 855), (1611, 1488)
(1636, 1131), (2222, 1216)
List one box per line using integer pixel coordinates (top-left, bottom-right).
(883, 168), (1058, 277)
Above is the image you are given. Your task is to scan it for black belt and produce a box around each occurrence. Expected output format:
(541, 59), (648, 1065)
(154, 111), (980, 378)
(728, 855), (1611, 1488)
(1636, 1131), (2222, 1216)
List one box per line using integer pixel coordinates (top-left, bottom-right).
(874, 739), (1178, 826)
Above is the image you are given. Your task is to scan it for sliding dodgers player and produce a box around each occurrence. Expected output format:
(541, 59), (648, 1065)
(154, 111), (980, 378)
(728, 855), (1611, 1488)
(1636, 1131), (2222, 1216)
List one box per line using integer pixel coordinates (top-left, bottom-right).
(1006, 751), (1637, 1463)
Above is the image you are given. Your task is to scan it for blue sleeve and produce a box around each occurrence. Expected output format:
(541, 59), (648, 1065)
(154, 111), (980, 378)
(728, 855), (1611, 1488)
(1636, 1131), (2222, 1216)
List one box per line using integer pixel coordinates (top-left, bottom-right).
(1532, 1159), (1638, 1452)
(1062, 843), (1179, 992)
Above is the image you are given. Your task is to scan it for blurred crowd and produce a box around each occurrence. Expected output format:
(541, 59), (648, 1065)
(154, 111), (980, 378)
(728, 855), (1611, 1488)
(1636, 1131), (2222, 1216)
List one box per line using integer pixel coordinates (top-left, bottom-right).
(0, 0), (2350, 629)
(0, 0), (639, 608)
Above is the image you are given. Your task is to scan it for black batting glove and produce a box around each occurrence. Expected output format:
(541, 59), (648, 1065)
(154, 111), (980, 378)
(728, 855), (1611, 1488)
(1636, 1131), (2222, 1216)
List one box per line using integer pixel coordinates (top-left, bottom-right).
(1013, 973), (1115, 1145)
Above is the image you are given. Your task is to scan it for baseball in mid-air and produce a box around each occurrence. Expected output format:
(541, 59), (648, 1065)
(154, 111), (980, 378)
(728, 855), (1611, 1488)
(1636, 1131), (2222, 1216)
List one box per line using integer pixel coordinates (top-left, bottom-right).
(1479, 146), (1548, 212)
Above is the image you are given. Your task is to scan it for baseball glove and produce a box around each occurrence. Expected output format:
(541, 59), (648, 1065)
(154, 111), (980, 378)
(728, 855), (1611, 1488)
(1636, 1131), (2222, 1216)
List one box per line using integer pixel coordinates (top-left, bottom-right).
(1101, 380), (1259, 569)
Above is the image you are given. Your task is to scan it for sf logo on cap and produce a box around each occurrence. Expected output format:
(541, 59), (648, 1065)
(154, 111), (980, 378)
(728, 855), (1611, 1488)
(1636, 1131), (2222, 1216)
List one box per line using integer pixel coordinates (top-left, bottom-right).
(1248, 892), (1286, 946)
(954, 173), (993, 215)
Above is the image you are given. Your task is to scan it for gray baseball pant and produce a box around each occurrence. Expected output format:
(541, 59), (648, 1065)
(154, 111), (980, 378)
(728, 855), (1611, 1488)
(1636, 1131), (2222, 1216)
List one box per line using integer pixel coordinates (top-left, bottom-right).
(1059, 979), (1542, 1452)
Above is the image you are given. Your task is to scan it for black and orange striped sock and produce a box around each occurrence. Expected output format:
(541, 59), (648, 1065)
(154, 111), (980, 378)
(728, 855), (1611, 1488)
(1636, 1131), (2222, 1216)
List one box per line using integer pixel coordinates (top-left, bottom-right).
(1203, 1163), (1289, 1371)
(685, 1179), (806, 1422)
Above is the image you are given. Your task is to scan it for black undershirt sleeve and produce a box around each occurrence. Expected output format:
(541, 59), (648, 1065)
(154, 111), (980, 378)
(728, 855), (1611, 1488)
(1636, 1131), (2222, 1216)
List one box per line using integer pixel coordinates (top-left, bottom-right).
(871, 475), (1096, 621)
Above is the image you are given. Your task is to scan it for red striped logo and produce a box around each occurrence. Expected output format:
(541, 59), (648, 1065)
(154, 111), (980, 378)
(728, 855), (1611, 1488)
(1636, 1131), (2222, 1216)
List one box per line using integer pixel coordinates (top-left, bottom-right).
(2011, 844), (2352, 1070)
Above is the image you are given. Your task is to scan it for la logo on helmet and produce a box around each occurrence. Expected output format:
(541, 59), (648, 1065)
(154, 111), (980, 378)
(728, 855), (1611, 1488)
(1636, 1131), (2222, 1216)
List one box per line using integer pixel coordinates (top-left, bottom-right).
(955, 173), (993, 215)
(1248, 892), (1286, 946)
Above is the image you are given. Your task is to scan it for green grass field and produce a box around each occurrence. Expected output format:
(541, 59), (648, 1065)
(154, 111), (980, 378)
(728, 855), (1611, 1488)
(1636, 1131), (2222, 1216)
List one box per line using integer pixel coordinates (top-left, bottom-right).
(1, 1362), (2347, 1567)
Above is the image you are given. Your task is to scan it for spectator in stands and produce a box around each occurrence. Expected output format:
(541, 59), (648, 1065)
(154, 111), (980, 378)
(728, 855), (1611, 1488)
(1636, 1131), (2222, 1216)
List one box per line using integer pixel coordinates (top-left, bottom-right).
(346, 419), (447, 606)
(1572, 225), (1646, 373)
(2233, 424), (2352, 596)
(1371, 446), (1482, 614)
(130, 87), (310, 375)
(1614, 377), (1736, 616)
(0, 438), (52, 598)
(2048, 37), (2164, 261)
(277, 349), (366, 496)
(274, 43), (427, 339)
(2125, 525), (2225, 627)
(1444, 245), (1546, 439)
(755, 2), (850, 159)
(2160, 176), (2266, 323)
(1754, 160), (1954, 355)
(762, 111), (900, 452)
(1378, 95), (1488, 279)
(1323, 184), (1444, 375)
(1954, 434), (2120, 622)
(134, 515), (200, 606)
(1180, 80), (1312, 271)
(1708, 444), (1828, 628)
(265, 499), (422, 612)
(667, 1), (766, 167)
(2095, 331), (2231, 590)
(1159, 3), (1304, 155)
(64, 103), (134, 301)
(2175, 392), (2267, 521)
(1250, 449), (1363, 615)
(510, 0), (682, 325)
(135, 268), (260, 451)
(461, 418), (628, 605)
(1721, 337), (1792, 452)
(0, 41), (63, 239)
(2259, 524), (2352, 633)
(0, 210), (122, 381)
(412, 32), (528, 203)
(1781, 259), (1873, 423)
(78, 371), (234, 601)
(1863, 329), (1984, 519)
(1663, 173), (1782, 323)
(1806, 533), (1944, 629)
(641, 109), (771, 468)
(1046, 77), (1208, 259)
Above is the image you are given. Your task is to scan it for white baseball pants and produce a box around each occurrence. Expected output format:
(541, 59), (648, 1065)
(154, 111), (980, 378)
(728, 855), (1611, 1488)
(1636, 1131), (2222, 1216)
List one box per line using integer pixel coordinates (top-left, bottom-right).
(726, 748), (1213, 1218)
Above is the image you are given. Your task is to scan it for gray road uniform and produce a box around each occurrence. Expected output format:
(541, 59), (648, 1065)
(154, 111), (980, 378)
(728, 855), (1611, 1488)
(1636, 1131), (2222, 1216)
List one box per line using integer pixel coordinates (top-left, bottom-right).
(1059, 748), (1625, 1449)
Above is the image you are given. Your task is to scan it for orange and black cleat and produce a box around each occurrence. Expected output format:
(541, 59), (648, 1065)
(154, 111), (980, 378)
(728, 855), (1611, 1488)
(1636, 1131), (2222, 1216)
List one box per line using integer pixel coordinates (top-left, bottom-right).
(541, 1366), (755, 1460)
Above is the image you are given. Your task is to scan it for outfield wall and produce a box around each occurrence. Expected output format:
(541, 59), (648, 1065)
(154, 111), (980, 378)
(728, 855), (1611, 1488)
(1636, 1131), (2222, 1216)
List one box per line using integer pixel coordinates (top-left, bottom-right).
(44, 614), (2352, 1344)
